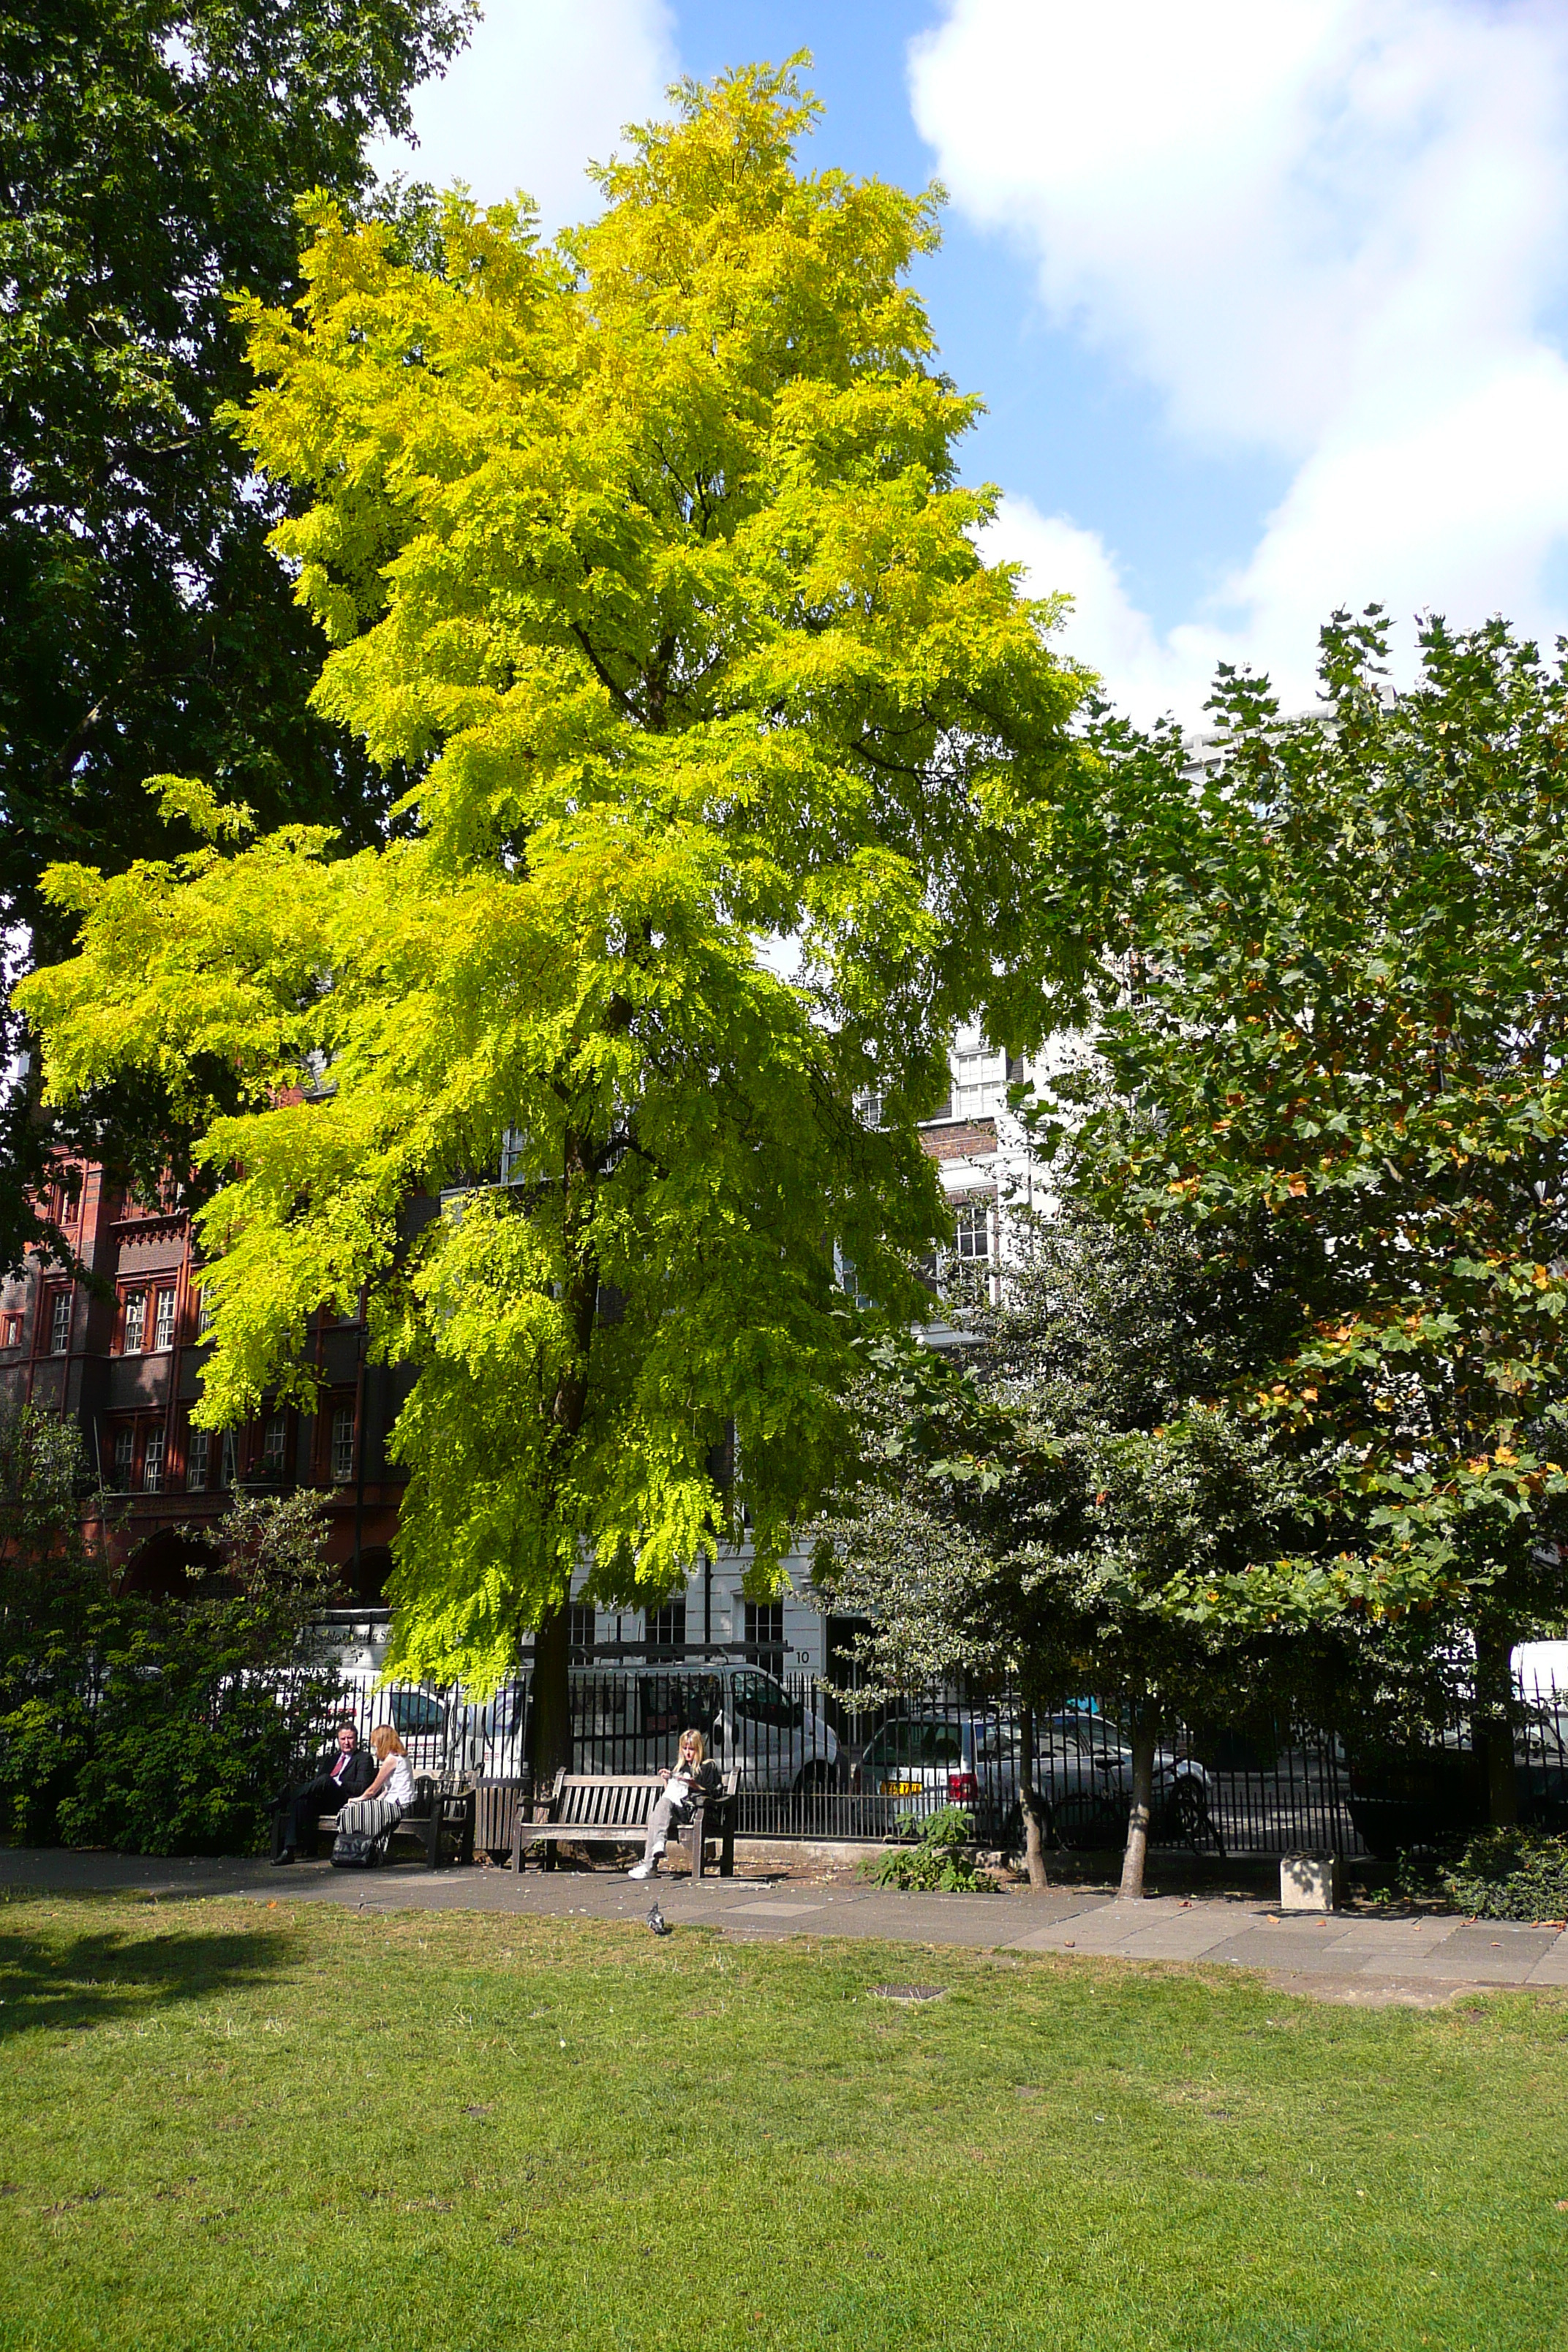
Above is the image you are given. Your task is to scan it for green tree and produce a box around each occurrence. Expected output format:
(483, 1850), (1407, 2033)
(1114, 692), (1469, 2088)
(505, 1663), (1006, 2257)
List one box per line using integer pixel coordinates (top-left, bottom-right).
(19, 64), (1100, 1774)
(0, 0), (472, 1264)
(818, 1207), (1316, 1896)
(1057, 612), (1568, 1820)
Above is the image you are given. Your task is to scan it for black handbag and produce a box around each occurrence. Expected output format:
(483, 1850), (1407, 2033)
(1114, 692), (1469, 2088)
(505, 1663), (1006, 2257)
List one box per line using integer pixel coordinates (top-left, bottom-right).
(331, 1827), (382, 1869)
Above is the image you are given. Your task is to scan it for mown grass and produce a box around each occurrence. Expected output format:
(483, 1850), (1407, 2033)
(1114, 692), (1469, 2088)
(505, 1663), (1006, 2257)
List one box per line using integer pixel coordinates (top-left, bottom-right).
(1, 1888), (1566, 2351)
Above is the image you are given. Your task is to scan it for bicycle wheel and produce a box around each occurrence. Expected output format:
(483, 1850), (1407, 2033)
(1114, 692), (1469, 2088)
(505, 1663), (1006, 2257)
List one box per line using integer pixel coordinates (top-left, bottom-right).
(1052, 1790), (1126, 1851)
(1166, 1774), (1224, 1858)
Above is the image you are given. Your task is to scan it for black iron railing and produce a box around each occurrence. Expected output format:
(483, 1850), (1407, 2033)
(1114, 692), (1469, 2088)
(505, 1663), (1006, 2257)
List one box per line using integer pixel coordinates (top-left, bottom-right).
(267, 1654), (1568, 1858)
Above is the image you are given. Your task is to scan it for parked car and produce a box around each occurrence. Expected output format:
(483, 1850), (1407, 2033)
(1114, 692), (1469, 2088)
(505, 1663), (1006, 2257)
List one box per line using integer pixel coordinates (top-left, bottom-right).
(853, 1715), (984, 1825)
(853, 1707), (1216, 1850)
(1034, 1713), (1216, 1850)
(459, 1663), (841, 1794)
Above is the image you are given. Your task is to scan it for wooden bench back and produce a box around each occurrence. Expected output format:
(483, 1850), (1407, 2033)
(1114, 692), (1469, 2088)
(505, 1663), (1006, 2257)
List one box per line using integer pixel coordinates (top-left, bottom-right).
(548, 1770), (739, 1828)
(553, 1774), (664, 1830)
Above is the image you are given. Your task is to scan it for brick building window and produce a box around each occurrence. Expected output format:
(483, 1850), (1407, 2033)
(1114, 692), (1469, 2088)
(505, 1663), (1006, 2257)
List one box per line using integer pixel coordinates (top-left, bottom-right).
(219, 1431), (237, 1490)
(122, 1291), (147, 1352)
(1, 1312), (20, 1349)
(48, 1290), (72, 1354)
(330, 1403), (356, 1483)
(110, 1425), (135, 1489)
(195, 1289), (214, 1338)
(953, 1199), (991, 1262)
(186, 1428), (210, 1491)
(143, 1427), (165, 1493)
(260, 1414), (287, 1478)
(154, 1289), (176, 1352)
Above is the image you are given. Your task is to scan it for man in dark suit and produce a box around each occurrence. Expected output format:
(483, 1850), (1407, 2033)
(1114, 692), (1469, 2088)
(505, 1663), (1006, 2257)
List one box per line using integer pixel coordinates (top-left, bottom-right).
(273, 1718), (375, 1861)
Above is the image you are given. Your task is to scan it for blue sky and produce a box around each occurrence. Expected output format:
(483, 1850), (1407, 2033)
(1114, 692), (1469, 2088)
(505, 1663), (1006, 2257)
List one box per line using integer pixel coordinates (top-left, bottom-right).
(374, 1), (1568, 721)
(673, 1), (1292, 643)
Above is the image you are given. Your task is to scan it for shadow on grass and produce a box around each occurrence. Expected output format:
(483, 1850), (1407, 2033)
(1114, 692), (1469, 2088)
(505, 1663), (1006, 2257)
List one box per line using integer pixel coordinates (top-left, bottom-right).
(0, 1895), (298, 2040)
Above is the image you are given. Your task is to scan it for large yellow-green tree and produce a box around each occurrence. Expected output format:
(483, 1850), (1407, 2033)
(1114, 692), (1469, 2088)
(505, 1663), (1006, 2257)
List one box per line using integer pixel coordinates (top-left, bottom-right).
(20, 62), (1101, 1771)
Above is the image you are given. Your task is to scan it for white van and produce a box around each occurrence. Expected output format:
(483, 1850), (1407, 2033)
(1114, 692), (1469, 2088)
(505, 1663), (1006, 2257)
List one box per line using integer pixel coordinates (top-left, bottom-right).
(316, 1667), (458, 1777)
(459, 1664), (840, 1793)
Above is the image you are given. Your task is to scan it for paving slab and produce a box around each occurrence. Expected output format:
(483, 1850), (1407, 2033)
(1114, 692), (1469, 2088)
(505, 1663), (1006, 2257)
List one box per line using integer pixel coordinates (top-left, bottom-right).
(1440, 1924), (1561, 1963)
(1313, 1920), (1463, 1953)
(1110, 1918), (1249, 1961)
(1007, 1896), (1207, 1953)
(1194, 1932), (1373, 1975)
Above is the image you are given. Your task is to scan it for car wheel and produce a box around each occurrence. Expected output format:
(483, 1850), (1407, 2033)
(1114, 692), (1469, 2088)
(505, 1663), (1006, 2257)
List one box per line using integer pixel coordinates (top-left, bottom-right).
(794, 1760), (832, 1795)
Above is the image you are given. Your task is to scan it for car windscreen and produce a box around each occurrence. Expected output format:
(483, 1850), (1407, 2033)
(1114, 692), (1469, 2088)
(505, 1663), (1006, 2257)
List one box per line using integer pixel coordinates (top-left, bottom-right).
(390, 1690), (445, 1737)
(637, 1676), (724, 1736)
(729, 1671), (804, 1730)
(864, 1720), (961, 1766)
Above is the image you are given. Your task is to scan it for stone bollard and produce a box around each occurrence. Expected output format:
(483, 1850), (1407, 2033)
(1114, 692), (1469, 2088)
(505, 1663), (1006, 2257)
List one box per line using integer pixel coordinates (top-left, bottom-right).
(1279, 1850), (1343, 1912)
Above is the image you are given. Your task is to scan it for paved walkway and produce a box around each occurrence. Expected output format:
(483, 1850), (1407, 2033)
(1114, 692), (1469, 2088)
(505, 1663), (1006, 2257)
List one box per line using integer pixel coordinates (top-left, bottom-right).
(5, 1847), (1567, 2006)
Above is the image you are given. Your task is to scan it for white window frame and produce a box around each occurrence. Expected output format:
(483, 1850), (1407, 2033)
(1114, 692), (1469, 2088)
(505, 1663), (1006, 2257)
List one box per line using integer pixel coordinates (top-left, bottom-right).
(260, 1414), (287, 1477)
(49, 1290), (72, 1354)
(142, 1426), (165, 1493)
(122, 1291), (147, 1352)
(186, 1428), (210, 1492)
(153, 1289), (176, 1352)
(330, 1403), (355, 1483)
(953, 1199), (992, 1263)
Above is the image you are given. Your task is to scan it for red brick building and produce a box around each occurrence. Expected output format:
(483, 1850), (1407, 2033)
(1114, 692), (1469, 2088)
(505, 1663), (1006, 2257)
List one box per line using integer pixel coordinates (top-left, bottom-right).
(0, 1155), (405, 1595)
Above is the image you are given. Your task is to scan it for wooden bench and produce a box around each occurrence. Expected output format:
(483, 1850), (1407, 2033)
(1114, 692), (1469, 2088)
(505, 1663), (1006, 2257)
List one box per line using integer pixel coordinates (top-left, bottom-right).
(513, 1770), (737, 1880)
(279, 1775), (476, 1869)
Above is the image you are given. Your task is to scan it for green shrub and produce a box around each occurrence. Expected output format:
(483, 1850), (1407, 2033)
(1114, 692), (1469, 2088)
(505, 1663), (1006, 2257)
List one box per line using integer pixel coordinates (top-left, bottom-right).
(0, 1417), (344, 1855)
(52, 1666), (328, 1858)
(1440, 1828), (1568, 1921)
(863, 1805), (997, 1893)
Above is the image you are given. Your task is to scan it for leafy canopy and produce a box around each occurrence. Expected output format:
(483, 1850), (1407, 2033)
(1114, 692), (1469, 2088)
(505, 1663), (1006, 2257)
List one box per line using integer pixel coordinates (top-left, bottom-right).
(818, 1208), (1314, 1714)
(1055, 611), (1568, 1640)
(20, 64), (1097, 1692)
(0, 0), (472, 1263)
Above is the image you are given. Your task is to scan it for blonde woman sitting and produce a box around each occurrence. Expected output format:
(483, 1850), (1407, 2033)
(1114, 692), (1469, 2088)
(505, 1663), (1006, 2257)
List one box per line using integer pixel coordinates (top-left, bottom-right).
(628, 1727), (720, 1880)
(333, 1725), (417, 1845)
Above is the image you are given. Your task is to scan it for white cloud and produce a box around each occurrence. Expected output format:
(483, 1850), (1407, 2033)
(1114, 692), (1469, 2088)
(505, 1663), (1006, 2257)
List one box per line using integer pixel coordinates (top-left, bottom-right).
(915, 1), (1568, 720)
(371, 0), (678, 230)
(981, 499), (1231, 725)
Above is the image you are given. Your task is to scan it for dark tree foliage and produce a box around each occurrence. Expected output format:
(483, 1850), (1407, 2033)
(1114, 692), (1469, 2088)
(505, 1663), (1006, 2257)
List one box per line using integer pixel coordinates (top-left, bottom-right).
(0, 1403), (346, 1852)
(818, 1207), (1324, 1893)
(0, 0), (472, 1262)
(1060, 611), (1568, 1817)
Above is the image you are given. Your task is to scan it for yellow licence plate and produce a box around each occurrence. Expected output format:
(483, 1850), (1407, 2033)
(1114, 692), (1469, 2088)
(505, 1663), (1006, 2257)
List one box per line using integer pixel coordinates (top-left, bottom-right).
(881, 1779), (922, 1796)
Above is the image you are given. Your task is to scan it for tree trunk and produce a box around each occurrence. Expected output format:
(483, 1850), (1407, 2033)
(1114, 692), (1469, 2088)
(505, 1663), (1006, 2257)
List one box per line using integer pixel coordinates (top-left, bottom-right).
(1120, 1714), (1156, 1899)
(1017, 1703), (1050, 1890)
(529, 1597), (573, 1786)
(1477, 1618), (1518, 1828)
(526, 1131), (600, 1792)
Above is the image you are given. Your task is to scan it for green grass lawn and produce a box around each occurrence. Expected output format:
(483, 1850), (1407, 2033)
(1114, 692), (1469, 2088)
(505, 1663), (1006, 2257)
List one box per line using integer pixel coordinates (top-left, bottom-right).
(1, 1891), (1566, 2351)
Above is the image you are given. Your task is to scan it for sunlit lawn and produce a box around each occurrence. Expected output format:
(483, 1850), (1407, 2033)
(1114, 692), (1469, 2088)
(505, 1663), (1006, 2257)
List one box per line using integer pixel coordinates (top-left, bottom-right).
(1, 1888), (1565, 2351)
